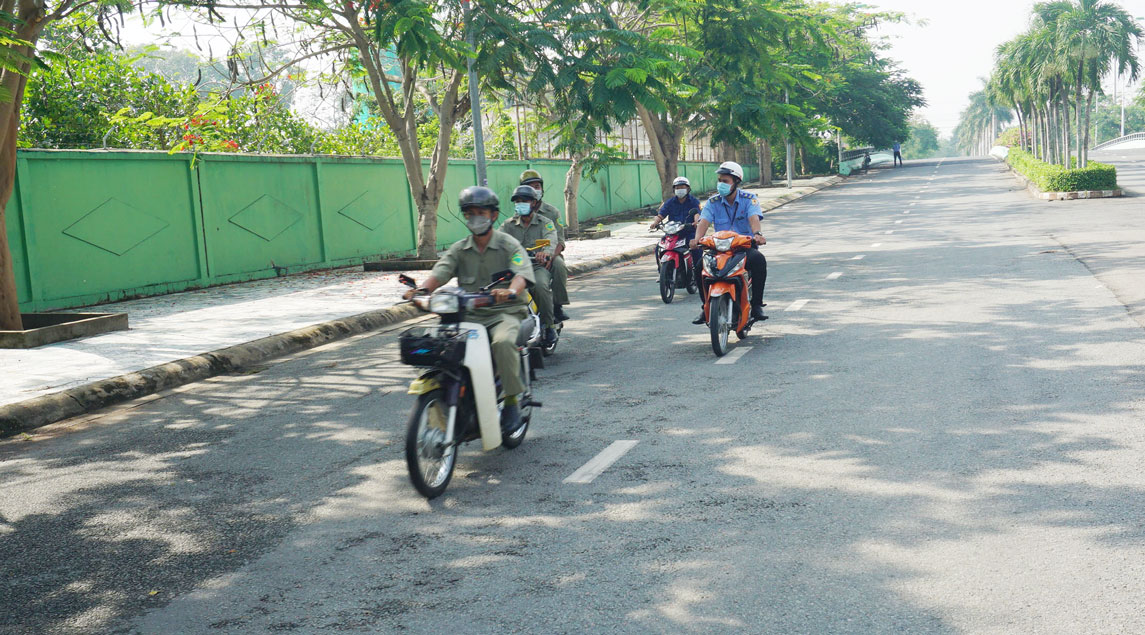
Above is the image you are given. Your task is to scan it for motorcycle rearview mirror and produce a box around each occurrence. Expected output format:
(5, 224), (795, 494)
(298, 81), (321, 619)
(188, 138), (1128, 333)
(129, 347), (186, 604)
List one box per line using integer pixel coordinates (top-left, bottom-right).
(397, 274), (417, 288)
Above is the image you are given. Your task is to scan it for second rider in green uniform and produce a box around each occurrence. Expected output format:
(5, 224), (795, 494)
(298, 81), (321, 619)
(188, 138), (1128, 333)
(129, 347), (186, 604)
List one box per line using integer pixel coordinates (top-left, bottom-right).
(501, 185), (560, 347)
(519, 169), (570, 322)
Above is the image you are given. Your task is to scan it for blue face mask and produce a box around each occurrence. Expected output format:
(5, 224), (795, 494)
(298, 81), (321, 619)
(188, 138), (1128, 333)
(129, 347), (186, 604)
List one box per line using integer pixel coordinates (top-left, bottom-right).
(716, 182), (733, 196)
(514, 202), (532, 216)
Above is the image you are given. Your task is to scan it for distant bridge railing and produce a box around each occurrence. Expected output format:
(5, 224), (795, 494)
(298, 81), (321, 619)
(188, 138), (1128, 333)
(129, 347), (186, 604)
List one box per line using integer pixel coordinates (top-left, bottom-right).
(841, 146), (875, 161)
(1092, 132), (1145, 152)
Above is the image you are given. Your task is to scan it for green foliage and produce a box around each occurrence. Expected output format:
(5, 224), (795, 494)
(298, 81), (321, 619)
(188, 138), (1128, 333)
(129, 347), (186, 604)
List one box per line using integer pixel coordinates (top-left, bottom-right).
(1091, 96), (1145, 142)
(20, 50), (199, 149)
(904, 117), (941, 158)
(1008, 147), (1118, 191)
(995, 127), (1023, 148)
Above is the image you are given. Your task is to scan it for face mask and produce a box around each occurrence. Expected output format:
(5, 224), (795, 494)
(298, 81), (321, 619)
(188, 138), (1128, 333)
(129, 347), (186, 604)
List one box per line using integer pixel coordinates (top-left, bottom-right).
(674, 188), (688, 198)
(466, 215), (493, 235)
(533, 188), (543, 198)
(716, 182), (733, 196)
(514, 202), (532, 216)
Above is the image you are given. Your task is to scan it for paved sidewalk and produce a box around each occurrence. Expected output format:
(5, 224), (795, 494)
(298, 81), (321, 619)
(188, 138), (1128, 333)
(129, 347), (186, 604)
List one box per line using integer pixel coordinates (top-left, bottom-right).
(3, 176), (836, 409)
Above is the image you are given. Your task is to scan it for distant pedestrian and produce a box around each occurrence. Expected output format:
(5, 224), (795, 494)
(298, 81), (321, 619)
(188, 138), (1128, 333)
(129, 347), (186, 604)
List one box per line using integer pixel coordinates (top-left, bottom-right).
(893, 142), (903, 167)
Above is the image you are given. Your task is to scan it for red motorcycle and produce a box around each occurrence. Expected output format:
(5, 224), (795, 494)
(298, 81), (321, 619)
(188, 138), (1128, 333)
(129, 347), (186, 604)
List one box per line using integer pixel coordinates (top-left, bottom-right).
(652, 220), (698, 304)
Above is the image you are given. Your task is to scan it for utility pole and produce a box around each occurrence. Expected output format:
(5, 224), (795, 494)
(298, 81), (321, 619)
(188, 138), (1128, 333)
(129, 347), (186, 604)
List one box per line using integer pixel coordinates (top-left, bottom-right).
(462, 0), (488, 185)
(785, 90), (793, 188)
(836, 126), (843, 174)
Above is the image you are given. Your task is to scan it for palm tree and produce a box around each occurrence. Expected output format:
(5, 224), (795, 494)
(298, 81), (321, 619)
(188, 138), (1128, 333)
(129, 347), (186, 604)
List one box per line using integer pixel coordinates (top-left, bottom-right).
(1053, 0), (1141, 166)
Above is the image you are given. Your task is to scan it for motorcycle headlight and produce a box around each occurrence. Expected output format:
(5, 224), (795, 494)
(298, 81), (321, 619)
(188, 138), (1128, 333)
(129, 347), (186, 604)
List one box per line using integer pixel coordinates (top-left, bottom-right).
(714, 236), (734, 252)
(429, 293), (461, 314)
(703, 253), (718, 275)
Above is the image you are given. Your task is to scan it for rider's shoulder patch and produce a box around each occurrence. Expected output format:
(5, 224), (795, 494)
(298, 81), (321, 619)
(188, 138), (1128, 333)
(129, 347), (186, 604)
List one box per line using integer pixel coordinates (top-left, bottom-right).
(544, 221), (555, 233)
(511, 252), (525, 267)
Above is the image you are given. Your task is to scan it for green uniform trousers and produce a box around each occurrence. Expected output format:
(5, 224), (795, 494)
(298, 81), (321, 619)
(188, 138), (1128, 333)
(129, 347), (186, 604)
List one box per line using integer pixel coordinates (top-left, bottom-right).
(551, 255), (569, 306)
(530, 265), (554, 328)
(474, 309), (526, 396)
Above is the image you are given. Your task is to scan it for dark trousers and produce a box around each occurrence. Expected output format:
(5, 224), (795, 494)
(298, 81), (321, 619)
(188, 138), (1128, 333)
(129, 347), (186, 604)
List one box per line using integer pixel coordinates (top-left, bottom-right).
(746, 248), (767, 307)
(893, 151), (903, 166)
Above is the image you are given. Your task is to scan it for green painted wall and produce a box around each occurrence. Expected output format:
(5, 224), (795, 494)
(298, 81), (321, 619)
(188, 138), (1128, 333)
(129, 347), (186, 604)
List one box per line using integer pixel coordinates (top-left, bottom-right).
(9, 150), (756, 311)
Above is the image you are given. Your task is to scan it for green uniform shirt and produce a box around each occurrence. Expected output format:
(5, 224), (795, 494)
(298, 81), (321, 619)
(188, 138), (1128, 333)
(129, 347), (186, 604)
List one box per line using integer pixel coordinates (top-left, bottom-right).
(537, 201), (566, 246)
(429, 230), (535, 315)
(500, 213), (558, 257)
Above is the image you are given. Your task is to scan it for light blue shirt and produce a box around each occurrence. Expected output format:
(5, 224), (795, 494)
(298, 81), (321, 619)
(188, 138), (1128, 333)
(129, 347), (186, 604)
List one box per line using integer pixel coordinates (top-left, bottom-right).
(702, 190), (763, 237)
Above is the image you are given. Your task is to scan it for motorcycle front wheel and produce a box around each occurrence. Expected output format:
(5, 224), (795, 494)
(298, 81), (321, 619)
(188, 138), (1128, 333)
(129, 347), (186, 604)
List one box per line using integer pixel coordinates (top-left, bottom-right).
(709, 295), (732, 356)
(659, 261), (676, 304)
(405, 390), (457, 499)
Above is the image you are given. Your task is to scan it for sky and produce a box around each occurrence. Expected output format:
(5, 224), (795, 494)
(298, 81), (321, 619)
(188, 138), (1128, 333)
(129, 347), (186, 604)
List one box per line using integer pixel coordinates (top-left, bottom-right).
(865, 0), (1145, 137)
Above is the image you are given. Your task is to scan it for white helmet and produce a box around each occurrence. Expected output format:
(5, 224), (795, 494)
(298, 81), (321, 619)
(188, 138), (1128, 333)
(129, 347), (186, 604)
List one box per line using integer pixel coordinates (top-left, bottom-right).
(672, 176), (690, 187)
(716, 161), (744, 181)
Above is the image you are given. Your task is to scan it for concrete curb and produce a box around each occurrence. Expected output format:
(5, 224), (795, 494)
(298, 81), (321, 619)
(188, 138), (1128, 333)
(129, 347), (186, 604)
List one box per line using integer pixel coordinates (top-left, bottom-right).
(0, 243), (658, 437)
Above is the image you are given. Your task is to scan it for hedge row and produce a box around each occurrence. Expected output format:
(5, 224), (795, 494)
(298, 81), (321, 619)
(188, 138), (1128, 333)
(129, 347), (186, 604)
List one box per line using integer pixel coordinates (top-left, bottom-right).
(1007, 148), (1118, 192)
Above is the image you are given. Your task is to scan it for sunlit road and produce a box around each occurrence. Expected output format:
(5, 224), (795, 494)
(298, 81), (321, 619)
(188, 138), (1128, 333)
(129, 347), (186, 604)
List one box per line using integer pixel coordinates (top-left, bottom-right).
(5, 157), (1145, 633)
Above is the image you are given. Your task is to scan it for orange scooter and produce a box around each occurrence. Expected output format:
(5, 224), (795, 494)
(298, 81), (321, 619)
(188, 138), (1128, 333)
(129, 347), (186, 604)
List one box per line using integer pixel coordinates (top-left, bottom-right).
(698, 230), (758, 356)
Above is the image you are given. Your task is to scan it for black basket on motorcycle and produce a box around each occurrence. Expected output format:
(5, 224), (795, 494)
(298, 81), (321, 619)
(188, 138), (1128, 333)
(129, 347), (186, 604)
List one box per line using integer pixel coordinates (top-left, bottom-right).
(399, 327), (468, 367)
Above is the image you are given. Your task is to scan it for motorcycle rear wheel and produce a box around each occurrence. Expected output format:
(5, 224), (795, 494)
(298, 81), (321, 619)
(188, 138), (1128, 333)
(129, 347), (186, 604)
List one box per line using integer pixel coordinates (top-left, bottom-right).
(542, 323), (560, 357)
(660, 261), (676, 304)
(710, 295), (732, 356)
(405, 390), (457, 499)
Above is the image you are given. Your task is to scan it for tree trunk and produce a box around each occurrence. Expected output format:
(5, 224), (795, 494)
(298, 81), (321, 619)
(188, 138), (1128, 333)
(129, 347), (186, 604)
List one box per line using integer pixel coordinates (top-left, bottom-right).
(0, 111), (22, 331)
(563, 152), (583, 234)
(0, 0), (46, 331)
(1062, 90), (1071, 168)
(1082, 89), (1096, 167)
(760, 139), (772, 186)
(636, 102), (685, 199)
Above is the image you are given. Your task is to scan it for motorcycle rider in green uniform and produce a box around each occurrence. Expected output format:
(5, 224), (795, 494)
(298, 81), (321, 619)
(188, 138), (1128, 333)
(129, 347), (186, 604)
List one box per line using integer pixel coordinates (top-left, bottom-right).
(501, 185), (560, 347)
(519, 169), (570, 322)
(401, 186), (535, 434)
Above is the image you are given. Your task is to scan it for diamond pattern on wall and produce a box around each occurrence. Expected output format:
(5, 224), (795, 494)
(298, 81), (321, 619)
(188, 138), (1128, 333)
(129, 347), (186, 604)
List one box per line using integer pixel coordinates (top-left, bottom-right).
(229, 195), (303, 241)
(336, 191), (384, 231)
(63, 197), (169, 256)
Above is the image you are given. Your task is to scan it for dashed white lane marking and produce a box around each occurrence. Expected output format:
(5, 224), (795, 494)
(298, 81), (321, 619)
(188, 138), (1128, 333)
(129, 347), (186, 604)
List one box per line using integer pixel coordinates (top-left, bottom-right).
(884, 230), (895, 234)
(871, 242), (882, 247)
(909, 202), (916, 206)
(895, 220), (903, 224)
(851, 255), (865, 260)
(827, 271), (843, 280)
(786, 299), (810, 311)
(903, 211), (911, 214)
(564, 441), (640, 484)
(715, 346), (753, 365)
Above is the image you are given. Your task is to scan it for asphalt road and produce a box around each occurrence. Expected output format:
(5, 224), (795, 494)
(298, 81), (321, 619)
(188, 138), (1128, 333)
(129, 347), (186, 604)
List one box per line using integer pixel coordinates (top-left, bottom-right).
(5, 157), (1145, 634)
